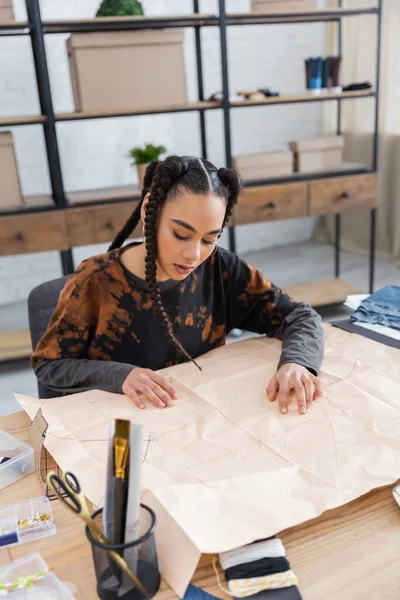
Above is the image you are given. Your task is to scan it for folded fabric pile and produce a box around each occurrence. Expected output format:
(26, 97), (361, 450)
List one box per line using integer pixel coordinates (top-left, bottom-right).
(351, 285), (400, 331)
(219, 537), (302, 599)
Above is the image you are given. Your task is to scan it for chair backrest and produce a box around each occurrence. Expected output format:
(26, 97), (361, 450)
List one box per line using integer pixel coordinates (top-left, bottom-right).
(28, 275), (70, 399)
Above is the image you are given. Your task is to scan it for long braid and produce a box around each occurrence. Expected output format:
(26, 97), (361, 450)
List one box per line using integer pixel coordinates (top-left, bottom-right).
(108, 160), (160, 251)
(144, 157), (202, 370)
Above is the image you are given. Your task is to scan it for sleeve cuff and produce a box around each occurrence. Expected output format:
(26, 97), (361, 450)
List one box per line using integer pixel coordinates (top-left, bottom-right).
(113, 364), (136, 393)
(277, 358), (319, 377)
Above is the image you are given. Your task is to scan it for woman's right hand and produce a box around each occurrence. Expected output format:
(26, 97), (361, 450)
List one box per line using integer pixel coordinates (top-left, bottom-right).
(122, 368), (179, 409)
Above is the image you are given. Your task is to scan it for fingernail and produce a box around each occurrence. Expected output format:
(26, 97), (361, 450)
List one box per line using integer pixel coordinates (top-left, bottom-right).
(158, 402), (165, 409)
(307, 401), (311, 409)
(140, 403), (145, 409)
(281, 405), (288, 414)
(300, 406), (307, 415)
(173, 392), (179, 399)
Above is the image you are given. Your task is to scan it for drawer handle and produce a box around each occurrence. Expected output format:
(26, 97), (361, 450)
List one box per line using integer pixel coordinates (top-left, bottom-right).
(261, 201), (276, 210)
(15, 232), (25, 242)
(105, 220), (115, 231)
(337, 190), (350, 201)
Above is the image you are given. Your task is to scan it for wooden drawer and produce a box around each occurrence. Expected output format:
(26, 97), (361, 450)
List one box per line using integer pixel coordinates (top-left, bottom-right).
(309, 174), (378, 215)
(0, 211), (68, 256)
(66, 201), (142, 247)
(234, 182), (307, 225)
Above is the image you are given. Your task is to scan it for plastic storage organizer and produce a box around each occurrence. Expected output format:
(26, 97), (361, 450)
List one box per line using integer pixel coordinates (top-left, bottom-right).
(0, 428), (35, 489)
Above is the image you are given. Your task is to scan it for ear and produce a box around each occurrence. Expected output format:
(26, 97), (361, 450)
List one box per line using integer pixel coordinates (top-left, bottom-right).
(141, 193), (150, 223)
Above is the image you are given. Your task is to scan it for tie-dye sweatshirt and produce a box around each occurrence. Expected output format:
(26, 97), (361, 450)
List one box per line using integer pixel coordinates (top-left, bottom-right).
(31, 243), (323, 395)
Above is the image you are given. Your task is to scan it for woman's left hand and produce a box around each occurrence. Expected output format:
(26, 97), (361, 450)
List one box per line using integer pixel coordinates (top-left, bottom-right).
(266, 363), (322, 415)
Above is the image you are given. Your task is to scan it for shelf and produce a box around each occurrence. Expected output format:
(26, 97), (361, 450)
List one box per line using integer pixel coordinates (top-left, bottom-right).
(54, 91), (374, 123)
(66, 185), (140, 206)
(40, 7), (379, 34)
(0, 115), (46, 127)
(55, 100), (220, 122)
(0, 21), (29, 34)
(243, 163), (373, 188)
(231, 89), (375, 109)
(43, 14), (218, 34)
(0, 328), (31, 362)
(284, 279), (362, 308)
(228, 7), (379, 26)
(0, 195), (55, 217)
(0, 166), (375, 218)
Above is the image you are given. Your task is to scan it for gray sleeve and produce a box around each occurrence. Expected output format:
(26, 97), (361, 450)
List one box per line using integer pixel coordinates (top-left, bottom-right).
(272, 303), (324, 376)
(34, 358), (135, 395)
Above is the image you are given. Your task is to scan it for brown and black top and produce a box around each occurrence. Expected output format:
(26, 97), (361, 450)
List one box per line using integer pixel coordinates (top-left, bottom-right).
(32, 243), (323, 395)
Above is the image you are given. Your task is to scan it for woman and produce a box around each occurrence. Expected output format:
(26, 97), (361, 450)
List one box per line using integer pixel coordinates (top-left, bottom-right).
(32, 155), (323, 415)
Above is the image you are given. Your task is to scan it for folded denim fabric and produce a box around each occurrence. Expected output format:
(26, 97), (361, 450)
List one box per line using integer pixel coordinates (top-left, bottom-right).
(352, 285), (400, 330)
(182, 584), (220, 600)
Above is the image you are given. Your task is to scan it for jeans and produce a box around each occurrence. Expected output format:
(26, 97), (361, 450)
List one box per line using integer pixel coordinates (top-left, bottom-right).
(352, 285), (400, 331)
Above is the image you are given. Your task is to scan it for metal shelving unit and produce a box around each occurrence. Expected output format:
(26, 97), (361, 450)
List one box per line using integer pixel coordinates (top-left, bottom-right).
(0, 0), (382, 289)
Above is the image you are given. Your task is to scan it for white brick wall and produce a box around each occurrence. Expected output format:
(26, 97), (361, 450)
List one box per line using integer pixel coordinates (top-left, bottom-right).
(0, 0), (327, 305)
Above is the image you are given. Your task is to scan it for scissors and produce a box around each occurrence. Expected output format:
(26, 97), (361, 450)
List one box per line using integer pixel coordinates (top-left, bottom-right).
(47, 471), (148, 596)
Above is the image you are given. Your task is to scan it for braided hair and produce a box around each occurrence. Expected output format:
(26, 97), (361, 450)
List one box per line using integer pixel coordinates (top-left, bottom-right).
(109, 155), (243, 369)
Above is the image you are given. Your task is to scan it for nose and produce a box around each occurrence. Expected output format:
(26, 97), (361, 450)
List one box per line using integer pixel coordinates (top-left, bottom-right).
(182, 240), (201, 263)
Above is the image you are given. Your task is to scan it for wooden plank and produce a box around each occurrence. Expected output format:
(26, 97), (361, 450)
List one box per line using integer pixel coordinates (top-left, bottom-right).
(66, 184), (140, 205)
(56, 100), (219, 121)
(66, 201), (141, 247)
(234, 182), (307, 225)
(0, 328), (31, 362)
(0, 115), (46, 127)
(44, 14), (216, 27)
(0, 211), (69, 256)
(0, 21), (28, 28)
(228, 6), (377, 24)
(55, 91), (373, 121)
(309, 173), (378, 215)
(231, 89), (375, 108)
(284, 278), (362, 307)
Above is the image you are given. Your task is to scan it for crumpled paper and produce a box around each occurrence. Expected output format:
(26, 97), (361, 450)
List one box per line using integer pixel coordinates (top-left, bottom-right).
(15, 324), (400, 596)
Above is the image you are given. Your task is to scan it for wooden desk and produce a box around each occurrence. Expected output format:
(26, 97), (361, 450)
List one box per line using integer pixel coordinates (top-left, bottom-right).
(1, 411), (399, 600)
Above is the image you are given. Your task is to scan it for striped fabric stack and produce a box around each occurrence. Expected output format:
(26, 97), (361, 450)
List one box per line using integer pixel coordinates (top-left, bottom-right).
(219, 537), (302, 600)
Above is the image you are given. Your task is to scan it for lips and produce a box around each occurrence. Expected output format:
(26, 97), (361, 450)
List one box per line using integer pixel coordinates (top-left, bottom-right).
(174, 264), (196, 275)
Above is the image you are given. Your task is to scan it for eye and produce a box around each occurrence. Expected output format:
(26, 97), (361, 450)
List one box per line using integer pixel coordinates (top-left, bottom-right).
(173, 231), (189, 241)
(202, 239), (217, 246)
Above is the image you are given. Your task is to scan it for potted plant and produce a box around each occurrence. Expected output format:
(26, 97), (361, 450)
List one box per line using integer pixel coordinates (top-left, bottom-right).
(128, 143), (167, 188)
(96, 0), (144, 17)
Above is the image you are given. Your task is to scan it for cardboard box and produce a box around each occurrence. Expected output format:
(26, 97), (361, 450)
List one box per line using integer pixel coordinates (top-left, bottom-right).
(0, 0), (14, 22)
(233, 150), (293, 180)
(67, 30), (187, 112)
(252, 0), (317, 13)
(289, 135), (345, 173)
(0, 132), (23, 208)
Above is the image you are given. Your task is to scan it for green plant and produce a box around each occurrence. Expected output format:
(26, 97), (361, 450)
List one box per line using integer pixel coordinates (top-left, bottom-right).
(96, 0), (144, 17)
(129, 143), (167, 166)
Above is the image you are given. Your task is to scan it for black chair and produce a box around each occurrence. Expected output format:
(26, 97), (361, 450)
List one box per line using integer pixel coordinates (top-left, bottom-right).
(28, 275), (70, 399)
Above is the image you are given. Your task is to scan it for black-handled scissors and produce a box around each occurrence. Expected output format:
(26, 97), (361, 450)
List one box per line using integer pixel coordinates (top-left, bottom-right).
(48, 471), (88, 518)
(46, 471), (148, 596)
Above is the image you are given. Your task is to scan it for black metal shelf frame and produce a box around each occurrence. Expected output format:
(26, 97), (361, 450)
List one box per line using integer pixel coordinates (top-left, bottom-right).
(0, 7), (380, 34)
(0, 0), (382, 292)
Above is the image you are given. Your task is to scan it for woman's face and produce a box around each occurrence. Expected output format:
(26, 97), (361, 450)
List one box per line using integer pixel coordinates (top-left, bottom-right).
(143, 190), (226, 281)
